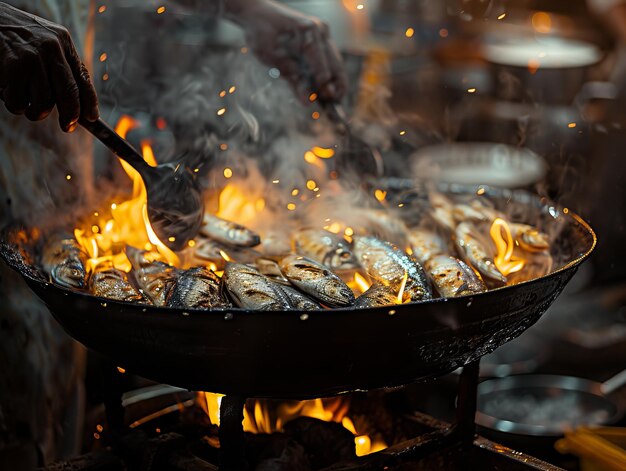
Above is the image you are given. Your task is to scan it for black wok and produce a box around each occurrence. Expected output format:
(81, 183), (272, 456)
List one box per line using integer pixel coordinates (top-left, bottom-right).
(0, 185), (595, 399)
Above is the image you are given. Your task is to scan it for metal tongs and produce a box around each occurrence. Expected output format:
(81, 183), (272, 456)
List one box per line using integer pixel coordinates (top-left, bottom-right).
(79, 117), (203, 251)
(320, 101), (384, 178)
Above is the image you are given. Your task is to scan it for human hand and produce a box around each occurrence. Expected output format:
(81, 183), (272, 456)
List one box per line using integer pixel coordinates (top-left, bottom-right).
(228, 0), (347, 104)
(0, 2), (98, 131)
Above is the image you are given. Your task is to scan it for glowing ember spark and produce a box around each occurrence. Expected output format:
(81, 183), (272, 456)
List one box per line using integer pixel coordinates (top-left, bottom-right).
(229, 86), (236, 93)
(219, 250), (232, 262)
(312, 146), (335, 158)
(156, 6), (165, 14)
(490, 218), (525, 275)
(287, 203), (296, 211)
(405, 27), (415, 38)
(309, 93), (318, 102)
(568, 122), (576, 128)
(498, 13), (506, 19)
(396, 272), (408, 303)
(467, 88), (476, 93)
(374, 189), (386, 202)
(306, 180), (317, 190)
(217, 108), (226, 116)
(304, 151), (324, 169)
(99, 53), (107, 62)
(223, 168), (233, 178)
(344, 227), (354, 237)
(98, 5), (106, 13)
(311, 111), (320, 120)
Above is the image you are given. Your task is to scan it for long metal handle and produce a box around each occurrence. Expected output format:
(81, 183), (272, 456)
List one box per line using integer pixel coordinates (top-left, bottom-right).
(79, 117), (152, 173)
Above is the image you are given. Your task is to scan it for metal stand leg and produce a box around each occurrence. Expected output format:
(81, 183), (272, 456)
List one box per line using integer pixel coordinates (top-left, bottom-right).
(102, 362), (128, 434)
(218, 396), (248, 471)
(455, 360), (480, 443)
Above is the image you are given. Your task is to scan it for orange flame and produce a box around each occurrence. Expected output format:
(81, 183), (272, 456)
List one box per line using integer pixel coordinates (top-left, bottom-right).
(200, 393), (386, 457)
(396, 271), (408, 303)
(352, 272), (371, 295)
(217, 184), (265, 225)
(490, 218), (525, 276)
(74, 115), (178, 273)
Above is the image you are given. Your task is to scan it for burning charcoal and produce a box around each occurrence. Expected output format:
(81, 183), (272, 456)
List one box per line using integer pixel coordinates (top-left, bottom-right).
(256, 258), (290, 285)
(407, 228), (448, 265)
(424, 255), (486, 298)
(126, 246), (178, 306)
(222, 263), (293, 310)
(353, 236), (432, 303)
(41, 233), (88, 289)
(510, 223), (550, 252)
(167, 266), (228, 309)
(455, 222), (507, 284)
(292, 228), (359, 271)
(279, 255), (355, 307)
(89, 267), (148, 304)
(283, 417), (356, 469)
(278, 284), (322, 311)
(354, 283), (398, 309)
(200, 213), (261, 248)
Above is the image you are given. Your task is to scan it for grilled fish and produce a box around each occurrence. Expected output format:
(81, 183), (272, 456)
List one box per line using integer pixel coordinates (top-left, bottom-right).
(222, 262), (293, 310)
(168, 266), (227, 309)
(455, 222), (506, 283)
(41, 233), (88, 289)
(293, 228), (359, 271)
(256, 257), (290, 285)
(425, 255), (486, 298)
(279, 284), (322, 310)
(407, 228), (447, 265)
(354, 283), (399, 309)
(353, 236), (432, 302)
(279, 255), (355, 307)
(89, 267), (147, 303)
(126, 246), (178, 306)
(510, 223), (550, 252)
(200, 213), (260, 247)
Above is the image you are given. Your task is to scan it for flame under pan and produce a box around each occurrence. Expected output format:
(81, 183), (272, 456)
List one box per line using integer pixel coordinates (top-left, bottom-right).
(0, 185), (595, 399)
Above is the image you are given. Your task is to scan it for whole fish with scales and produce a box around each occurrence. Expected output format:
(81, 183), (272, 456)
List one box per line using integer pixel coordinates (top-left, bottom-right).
(425, 255), (486, 298)
(354, 236), (432, 302)
(41, 233), (88, 289)
(200, 213), (260, 247)
(167, 266), (228, 309)
(89, 266), (147, 304)
(292, 228), (359, 271)
(222, 262), (293, 310)
(126, 246), (178, 306)
(279, 254), (355, 307)
(354, 283), (399, 309)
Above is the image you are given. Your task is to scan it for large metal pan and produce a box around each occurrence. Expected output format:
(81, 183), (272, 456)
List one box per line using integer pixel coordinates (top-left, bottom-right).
(0, 185), (595, 399)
